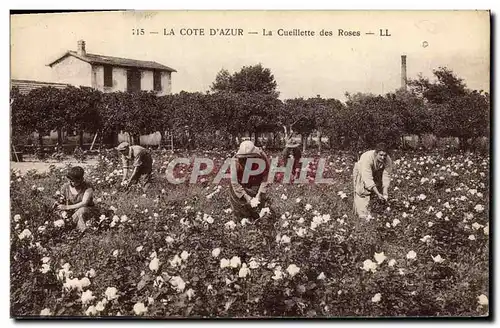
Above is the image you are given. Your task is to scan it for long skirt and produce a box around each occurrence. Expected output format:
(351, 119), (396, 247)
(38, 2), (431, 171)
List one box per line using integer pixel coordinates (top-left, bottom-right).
(352, 163), (382, 219)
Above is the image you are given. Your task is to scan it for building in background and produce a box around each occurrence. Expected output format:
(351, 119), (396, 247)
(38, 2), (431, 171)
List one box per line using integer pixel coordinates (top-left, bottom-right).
(11, 40), (177, 148)
(47, 40), (176, 96)
(10, 79), (70, 95)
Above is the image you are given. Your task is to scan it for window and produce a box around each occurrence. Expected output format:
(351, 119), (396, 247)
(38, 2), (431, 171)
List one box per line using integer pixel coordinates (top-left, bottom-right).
(127, 69), (141, 93)
(154, 70), (162, 91)
(104, 65), (113, 87)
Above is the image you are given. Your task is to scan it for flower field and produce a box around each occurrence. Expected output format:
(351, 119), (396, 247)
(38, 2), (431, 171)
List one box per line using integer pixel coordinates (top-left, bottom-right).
(10, 149), (490, 318)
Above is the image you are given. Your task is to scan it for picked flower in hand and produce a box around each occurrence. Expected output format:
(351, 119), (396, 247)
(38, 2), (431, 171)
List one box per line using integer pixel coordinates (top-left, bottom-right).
(250, 197), (260, 208)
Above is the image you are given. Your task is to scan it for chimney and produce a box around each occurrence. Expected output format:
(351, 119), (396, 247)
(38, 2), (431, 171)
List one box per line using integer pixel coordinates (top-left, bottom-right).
(401, 55), (407, 90)
(77, 40), (86, 56)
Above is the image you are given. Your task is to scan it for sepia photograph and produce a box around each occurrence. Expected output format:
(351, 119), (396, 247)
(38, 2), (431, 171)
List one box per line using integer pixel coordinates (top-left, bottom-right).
(9, 10), (491, 318)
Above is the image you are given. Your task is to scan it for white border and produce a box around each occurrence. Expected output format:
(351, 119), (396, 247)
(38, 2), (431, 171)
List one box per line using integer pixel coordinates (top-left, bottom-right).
(2, 1), (498, 328)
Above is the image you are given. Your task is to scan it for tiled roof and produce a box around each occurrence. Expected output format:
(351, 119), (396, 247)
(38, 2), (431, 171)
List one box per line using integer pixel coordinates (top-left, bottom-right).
(10, 79), (70, 95)
(48, 51), (177, 72)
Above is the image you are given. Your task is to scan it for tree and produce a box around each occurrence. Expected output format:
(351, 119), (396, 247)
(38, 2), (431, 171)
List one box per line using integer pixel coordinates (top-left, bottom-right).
(170, 91), (209, 150)
(210, 69), (232, 93)
(409, 67), (467, 104)
(344, 93), (405, 150)
(10, 88), (33, 148)
(17, 87), (67, 150)
(409, 67), (490, 150)
(210, 64), (279, 98)
(387, 89), (433, 148)
(99, 92), (129, 146)
(281, 98), (316, 152)
(313, 98), (345, 151)
(64, 86), (102, 147)
(209, 64), (281, 146)
(156, 94), (175, 149)
(206, 91), (242, 148)
(432, 90), (489, 150)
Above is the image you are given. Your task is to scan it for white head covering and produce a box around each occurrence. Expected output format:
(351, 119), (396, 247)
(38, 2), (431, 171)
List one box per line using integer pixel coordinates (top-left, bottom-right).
(236, 140), (260, 157)
(116, 142), (130, 151)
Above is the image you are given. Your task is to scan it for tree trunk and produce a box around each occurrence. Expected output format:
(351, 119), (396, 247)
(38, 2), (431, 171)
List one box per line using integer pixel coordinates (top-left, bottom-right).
(302, 134), (307, 153)
(132, 133), (140, 146)
(113, 132), (119, 147)
(318, 130), (322, 153)
(36, 132), (44, 158)
(38, 132), (44, 148)
(159, 130), (164, 150)
(78, 130), (84, 148)
(458, 137), (466, 151)
(57, 128), (63, 148)
(189, 130), (195, 150)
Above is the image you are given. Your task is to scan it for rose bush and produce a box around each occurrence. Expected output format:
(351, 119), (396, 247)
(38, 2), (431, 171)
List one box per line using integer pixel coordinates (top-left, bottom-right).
(10, 149), (489, 317)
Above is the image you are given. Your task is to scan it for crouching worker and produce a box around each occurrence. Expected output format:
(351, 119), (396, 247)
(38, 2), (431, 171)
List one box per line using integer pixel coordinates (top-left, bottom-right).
(56, 166), (97, 232)
(229, 141), (272, 221)
(352, 143), (393, 219)
(116, 142), (153, 191)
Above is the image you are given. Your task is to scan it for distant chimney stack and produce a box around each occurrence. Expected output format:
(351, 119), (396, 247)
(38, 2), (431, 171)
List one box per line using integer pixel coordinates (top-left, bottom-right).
(401, 55), (407, 90)
(77, 40), (86, 56)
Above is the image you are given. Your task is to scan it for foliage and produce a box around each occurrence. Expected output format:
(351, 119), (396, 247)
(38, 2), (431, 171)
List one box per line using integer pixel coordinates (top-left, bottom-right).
(10, 66), (489, 151)
(408, 67), (489, 150)
(210, 64), (279, 98)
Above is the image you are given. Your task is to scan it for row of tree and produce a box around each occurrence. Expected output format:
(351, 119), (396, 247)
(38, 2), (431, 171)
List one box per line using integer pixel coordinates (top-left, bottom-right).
(10, 64), (490, 152)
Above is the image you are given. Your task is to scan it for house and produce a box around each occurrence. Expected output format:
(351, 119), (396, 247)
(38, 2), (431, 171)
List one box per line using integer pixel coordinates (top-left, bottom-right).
(47, 40), (176, 95)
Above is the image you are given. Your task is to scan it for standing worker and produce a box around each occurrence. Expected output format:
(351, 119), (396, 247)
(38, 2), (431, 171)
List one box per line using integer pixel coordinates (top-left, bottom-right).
(116, 142), (153, 191)
(352, 143), (393, 219)
(282, 135), (302, 179)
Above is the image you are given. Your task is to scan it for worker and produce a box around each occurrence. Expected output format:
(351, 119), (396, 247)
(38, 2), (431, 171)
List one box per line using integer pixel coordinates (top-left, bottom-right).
(352, 143), (393, 219)
(283, 135), (302, 179)
(55, 166), (97, 232)
(116, 142), (153, 191)
(229, 140), (271, 220)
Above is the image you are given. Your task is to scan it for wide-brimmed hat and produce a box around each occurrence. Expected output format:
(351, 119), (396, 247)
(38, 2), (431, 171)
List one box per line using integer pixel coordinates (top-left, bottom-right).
(236, 141), (260, 158)
(285, 137), (300, 148)
(116, 142), (130, 152)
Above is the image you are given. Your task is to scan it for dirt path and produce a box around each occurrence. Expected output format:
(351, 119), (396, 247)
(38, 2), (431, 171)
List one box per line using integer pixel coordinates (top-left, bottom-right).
(10, 159), (99, 175)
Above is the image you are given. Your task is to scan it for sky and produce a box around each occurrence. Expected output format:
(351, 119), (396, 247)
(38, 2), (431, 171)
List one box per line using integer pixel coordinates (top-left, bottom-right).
(10, 10), (490, 101)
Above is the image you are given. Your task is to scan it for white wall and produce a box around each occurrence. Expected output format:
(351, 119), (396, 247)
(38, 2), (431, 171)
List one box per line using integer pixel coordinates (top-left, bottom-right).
(91, 65), (101, 89)
(141, 70), (154, 91)
(91, 65), (128, 92)
(113, 67), (128, 92)
(118, 131), (162, 146)
(159, 71), (172, 95)
(51, 56), (92, 87)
